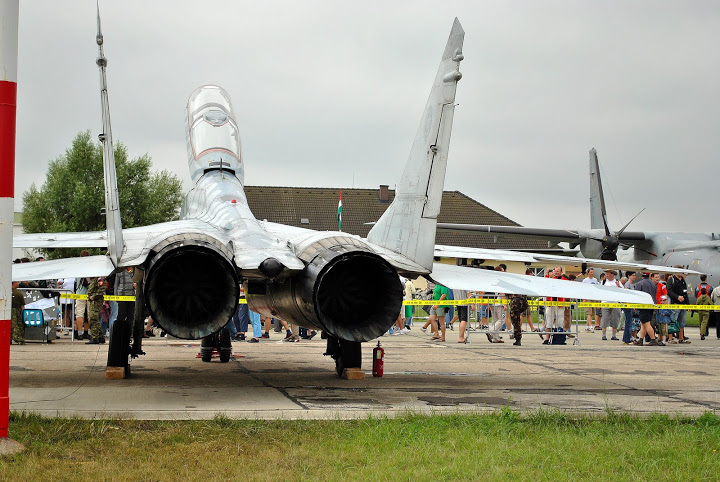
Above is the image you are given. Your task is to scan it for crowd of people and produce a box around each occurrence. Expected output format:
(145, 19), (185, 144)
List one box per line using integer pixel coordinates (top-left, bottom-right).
(387, 265), (720, 347)
(11, 257), (720, 347)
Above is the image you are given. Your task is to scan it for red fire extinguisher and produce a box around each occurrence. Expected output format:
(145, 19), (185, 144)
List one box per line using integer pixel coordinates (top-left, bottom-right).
(372, 341), (384, 377)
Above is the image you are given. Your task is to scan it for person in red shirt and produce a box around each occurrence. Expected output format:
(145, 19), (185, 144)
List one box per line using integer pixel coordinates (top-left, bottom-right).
(656, 274), (671, 342)
(656, 274), (668, 301)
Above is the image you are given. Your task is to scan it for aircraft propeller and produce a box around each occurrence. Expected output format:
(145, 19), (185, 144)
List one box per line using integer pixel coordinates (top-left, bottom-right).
(585, 208), (655, 261)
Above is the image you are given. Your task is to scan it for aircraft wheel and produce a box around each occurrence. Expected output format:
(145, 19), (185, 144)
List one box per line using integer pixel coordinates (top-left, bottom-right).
(334, 356), (344, 377)
(339, 339), (362, 373)
(200, 334), (215, 362)
(219, 327), (231, 363)
(107, 319), (130, 368)
(328, 338), (362, 377)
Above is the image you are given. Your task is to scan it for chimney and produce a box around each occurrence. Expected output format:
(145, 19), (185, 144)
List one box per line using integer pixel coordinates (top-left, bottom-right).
(379, 184), (389, 202)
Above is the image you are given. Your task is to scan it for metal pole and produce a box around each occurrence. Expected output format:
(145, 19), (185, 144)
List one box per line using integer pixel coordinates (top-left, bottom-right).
(0, 0), (19, 440)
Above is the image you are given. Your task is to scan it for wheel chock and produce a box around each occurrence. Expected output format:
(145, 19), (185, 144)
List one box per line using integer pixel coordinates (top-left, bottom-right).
(342, 367), (365, 380)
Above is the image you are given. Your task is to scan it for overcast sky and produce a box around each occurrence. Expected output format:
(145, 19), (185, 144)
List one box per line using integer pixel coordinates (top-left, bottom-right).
(13, 0), (720, 234)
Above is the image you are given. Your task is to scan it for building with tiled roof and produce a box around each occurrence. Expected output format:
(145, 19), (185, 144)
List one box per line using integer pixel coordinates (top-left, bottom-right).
(244, 185), (550, 251)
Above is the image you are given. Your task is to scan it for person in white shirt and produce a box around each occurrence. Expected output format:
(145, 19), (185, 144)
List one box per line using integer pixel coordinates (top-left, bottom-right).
(600, 270), (623, 340)
(582, 268), (600, 332)
(58, 277), (75, 334)
(401, 278), (416, 332)
(711, 280), (720, 340)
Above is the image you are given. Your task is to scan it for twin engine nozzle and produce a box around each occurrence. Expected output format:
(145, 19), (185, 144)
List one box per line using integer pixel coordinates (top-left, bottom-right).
(143, 235), (403, 343)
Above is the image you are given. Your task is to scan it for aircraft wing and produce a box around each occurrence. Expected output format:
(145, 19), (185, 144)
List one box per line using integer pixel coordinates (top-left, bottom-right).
(434, 244), (700, 275)
(13, 231), (108, 248)
(430, 263), (653, 304)
(437, 223), (583, 243)
(12, 255), (115, 282)
(12, 218), (307, 281)
(436, 224), (648, 243)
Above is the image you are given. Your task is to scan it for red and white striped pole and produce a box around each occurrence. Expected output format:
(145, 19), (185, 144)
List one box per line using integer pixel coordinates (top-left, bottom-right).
(0, 0), (19, 439)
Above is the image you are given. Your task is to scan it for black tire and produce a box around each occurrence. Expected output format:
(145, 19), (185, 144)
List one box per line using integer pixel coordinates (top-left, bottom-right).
(107, 319), (131, 368)
(331, 339), (362, 377)
(340, 339), (362, 371)
(200, 334), (215, 362)
(219, 327), (231, 363)
(335, 356), (344, 377)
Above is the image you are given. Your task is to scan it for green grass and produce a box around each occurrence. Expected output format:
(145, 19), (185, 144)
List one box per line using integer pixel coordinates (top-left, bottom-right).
(3, 411), (720, 480)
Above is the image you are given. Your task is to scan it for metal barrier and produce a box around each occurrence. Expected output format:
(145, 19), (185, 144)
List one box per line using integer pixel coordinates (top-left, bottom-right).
(18, 287), (76, 341)
(400, 296), (717, 346)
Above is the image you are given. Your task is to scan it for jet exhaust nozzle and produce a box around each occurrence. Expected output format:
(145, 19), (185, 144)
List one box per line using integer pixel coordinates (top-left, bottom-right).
(145, 235), (239, 339)
(246, 237), (403, 342)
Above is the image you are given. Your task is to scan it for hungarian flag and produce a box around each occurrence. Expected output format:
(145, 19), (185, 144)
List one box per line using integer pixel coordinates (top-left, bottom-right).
(337, 190), (342, 231)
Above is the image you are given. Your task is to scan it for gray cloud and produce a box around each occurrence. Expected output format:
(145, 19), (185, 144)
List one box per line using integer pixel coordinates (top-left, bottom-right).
(13, 0), (720, 234)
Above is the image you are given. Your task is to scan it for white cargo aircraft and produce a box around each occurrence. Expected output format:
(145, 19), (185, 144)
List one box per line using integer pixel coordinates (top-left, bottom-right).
(14, 17), (690, 374)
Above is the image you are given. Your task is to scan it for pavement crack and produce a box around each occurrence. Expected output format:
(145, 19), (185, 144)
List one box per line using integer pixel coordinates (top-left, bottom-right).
(231, 358), (309, 410)
(475, 346), (720, 411)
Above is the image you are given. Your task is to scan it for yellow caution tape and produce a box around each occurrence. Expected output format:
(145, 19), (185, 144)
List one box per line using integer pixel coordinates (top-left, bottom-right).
(59, 293), (88, 300)
(104, 295), (135, 301)
(61, 293), (250, 304)
(401, 298), (720, 310)
(57, 293), (719, 310)
(60, 293), (134, 301)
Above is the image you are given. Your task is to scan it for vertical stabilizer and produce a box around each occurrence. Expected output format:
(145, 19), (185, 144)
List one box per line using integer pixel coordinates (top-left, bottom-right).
(588, 148), (609, 232)
(96, 6), (123, 266)
(367, 19), (464, 271)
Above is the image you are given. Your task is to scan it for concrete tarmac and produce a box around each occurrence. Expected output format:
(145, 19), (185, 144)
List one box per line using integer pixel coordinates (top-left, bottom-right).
(8, 325), (720, 419)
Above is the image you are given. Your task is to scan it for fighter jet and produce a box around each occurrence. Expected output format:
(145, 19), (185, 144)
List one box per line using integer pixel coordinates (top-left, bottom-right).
(438, 148), (718, 290)
(14, 17), (671, 375)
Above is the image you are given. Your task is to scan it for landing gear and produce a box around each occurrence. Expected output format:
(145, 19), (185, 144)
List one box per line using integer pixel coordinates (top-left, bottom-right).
(324, 336), (362, 377)
(200, 335), (214, 362)
(219, 327), (231, 363)
(200, 327), (232, 363)
(131, 276), (146, 359)
(106, 318), (131, 371)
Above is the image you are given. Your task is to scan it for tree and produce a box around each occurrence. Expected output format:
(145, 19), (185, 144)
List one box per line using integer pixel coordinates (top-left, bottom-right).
(22, 131), (183, 259)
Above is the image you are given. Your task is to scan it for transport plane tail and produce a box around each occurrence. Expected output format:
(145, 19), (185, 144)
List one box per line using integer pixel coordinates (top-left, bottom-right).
(367, 18), (464, 271)
(588, 148), (608, 232)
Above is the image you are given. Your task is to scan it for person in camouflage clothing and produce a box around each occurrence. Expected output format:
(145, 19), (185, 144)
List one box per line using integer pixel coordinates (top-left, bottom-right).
(509, 294), (528, 346)
(11, 280), (25, 344)
(86, 277), (106, 344)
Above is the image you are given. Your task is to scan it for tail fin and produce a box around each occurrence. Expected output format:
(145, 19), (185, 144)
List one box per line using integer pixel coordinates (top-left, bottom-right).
(367, 19), (464, 271)
(588, 148), (609, 233)
(96, 6), (123, 266)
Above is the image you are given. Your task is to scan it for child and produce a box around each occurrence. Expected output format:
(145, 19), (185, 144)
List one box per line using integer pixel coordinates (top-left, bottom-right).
(656, 295), (672, 346)
(696, 287), (713, 340)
